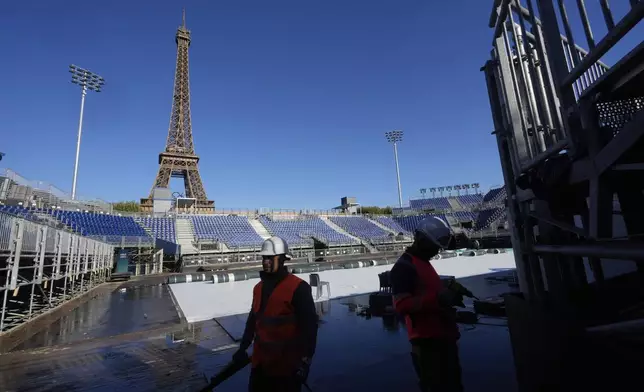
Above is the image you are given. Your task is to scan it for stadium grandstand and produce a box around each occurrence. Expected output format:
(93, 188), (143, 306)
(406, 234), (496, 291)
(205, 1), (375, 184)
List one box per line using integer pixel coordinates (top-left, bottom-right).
(0, 167), (510, 265)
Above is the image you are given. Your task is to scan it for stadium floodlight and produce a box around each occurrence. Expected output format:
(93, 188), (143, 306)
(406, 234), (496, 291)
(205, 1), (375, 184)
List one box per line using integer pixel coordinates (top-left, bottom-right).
(462, 184), (471, 194)
(471, 183), (480, 193)
(385, 130), (404, 208)
(454, 185), (461, 195)
(420, 188), (427, 198)
(446, 185), (453, 196)
(69, 64), (105, 200)
(430, 187), (436, 198)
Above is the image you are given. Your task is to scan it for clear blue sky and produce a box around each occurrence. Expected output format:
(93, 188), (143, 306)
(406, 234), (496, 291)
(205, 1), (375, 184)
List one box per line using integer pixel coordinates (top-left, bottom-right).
(1, 1), (641, 210)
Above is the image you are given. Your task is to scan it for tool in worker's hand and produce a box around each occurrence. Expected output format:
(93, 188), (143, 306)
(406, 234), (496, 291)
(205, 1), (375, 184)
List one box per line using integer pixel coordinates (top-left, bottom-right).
(199, 353), (315, 391)
(448, 279), (479, 300)
(199, 354), (251, 392)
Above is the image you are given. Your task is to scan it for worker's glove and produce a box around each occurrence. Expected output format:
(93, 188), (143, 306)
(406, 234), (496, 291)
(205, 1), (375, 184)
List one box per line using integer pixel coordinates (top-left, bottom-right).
(232, 348), (248, 363)
(437, 289), (464, 308)
(295, 357), (312, 382)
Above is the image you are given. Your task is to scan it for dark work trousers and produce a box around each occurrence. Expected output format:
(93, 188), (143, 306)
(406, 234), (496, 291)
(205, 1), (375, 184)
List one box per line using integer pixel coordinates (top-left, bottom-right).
(248, 367), (302, 392)
(410, 338), (463, 392)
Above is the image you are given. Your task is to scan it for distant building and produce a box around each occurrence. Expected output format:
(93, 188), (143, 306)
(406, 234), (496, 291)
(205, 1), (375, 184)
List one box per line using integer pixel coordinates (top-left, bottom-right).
(333, 196), (360, 214)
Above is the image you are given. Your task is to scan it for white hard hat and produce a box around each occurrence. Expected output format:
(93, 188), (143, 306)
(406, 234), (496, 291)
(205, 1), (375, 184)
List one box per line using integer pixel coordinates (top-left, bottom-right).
(415, 216), (452, 249)
(259, 236), (293, 259)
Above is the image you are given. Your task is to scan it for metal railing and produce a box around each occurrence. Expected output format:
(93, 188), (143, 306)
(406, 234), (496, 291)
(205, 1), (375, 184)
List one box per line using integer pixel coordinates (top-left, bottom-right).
(487, 0), (642, 171)
(0, 211), (114, 333)
(0, 168), (112, 212)
(88, 235), (155, 248)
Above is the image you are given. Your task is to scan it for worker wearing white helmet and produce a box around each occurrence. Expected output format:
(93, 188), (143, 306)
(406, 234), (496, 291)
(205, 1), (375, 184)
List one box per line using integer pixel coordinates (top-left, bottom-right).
(390, 216), (464, 392)
(233, 236), (318, 392)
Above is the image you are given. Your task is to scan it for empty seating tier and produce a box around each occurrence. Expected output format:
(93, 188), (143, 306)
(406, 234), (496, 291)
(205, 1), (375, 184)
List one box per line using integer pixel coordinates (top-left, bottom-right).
(0, 205), (38, 221)
(374, 216), (410, 235)
(135, 217), (176, 243)
(474, 208), (505, 229)
(191, 215), (264, 248)
(329, 216), (391, 241)
(451, 211), (477, 222)
(259, 216), (356, 247)
(483, 187), (507, 203)
(409, 197), (452, 210)
(49, 210), (149, 240)
(456, 194), (483, 206)
(393, 214), (449, 233)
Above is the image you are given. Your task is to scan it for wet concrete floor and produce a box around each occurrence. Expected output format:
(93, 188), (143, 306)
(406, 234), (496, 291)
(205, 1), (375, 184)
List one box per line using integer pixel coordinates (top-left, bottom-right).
(0, 271), (519, 392)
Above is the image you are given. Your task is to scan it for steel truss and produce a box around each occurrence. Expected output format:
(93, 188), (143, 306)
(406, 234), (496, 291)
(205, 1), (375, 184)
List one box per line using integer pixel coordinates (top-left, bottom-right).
(141, 11), (214, 213)
(0, 212), (114, 334)
(485, 0), (643, 390)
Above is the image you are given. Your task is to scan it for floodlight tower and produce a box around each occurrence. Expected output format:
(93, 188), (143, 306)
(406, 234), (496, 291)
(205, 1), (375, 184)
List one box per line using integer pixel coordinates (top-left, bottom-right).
(69, 64), (105, 200)
(385, 130), (404, 208)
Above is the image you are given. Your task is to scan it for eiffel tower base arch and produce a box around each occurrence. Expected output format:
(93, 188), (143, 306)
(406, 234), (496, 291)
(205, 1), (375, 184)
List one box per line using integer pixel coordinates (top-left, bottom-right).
(141, 153), (214, 214)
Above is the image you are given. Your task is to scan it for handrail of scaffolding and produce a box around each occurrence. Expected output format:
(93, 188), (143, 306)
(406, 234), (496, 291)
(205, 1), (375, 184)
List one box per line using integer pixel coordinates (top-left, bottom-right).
(0, 211), (114, 334)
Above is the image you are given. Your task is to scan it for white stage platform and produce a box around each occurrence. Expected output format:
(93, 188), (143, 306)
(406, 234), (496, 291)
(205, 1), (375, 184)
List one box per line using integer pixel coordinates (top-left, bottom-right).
(170, 252), (517, 323)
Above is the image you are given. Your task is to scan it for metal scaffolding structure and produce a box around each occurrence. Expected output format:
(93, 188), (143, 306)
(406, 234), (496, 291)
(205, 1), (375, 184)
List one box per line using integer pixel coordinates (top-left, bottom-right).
(484, 0), (643, 389)
(0, 211), (114, 333)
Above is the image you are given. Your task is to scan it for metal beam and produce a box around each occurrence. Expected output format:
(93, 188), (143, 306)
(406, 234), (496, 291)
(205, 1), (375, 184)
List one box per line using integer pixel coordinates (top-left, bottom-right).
(528, 211), (587, 237)
(492, 0), (512, 42)
(533, 242), (644, 260)
(561, 3), (644, 89)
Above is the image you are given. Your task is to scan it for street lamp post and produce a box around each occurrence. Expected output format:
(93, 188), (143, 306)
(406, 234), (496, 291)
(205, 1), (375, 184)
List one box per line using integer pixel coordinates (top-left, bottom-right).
(385, 130), (404, 208)
(69, 64), (104, 200)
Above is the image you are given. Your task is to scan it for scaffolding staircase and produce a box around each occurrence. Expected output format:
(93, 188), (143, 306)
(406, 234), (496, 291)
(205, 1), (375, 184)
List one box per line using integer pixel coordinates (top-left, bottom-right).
(484, 2), (644, 391)
(249, 218), (272, 240)
(175, 218), (198, 255)
(447, 197), (462, 210)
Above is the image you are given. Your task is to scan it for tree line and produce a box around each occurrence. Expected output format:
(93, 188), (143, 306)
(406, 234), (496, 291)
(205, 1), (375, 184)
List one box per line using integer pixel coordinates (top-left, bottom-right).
(110, 201), (393, 215)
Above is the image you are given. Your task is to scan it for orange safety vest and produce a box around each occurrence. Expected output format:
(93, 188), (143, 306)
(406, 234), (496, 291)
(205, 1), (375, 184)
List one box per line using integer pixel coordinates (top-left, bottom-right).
(396, 254), (460, 341)
(251, 273), (305, 375)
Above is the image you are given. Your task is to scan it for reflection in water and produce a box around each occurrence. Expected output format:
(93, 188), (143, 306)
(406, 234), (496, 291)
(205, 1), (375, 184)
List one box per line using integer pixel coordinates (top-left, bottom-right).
(381, 314), (401, 332)
(315, 300), (331, 316)
(13, 284), (180, 351)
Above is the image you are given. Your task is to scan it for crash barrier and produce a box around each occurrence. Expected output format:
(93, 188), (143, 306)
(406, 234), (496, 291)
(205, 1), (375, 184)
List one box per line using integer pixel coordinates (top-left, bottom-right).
(461, 249), (489, 257)
(167, 270), (261, 284)
(167, 259), (394, 284)
(0, 211), (114, 334)
(166, 249), (513, 285)
(433, 251), (458, 260)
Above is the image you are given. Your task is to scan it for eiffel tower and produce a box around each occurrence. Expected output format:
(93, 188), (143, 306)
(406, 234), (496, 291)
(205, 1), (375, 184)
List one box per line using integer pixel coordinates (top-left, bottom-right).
(141, 10), (214, 213)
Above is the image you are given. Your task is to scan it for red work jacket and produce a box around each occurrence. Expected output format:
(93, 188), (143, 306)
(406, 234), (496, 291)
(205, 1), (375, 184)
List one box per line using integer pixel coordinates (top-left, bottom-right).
(251, 273), (305, 375)
(393, 253), (460, 341)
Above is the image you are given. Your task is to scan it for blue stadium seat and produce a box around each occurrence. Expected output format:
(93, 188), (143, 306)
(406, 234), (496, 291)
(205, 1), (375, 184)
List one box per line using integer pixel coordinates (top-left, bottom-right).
(483, 187), (507, 203)
(48, 210), (150, 238)
(191, 215), (264, 248)
(0, 205), (39, 221)
(455, 194), (483, 206)
(374, 216), (410, 235)
(409, 197), (452, 210)
(134, 217), (176, 243)
(474, 208), (505, 229)
(393, 214), (450, 233)
(450, 211), (477, 222)
(328, 216), (390, 241)
(259, 216), (357, 246)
